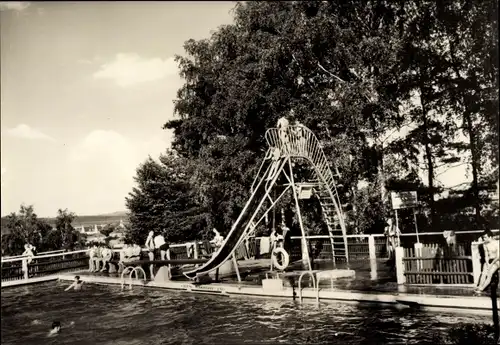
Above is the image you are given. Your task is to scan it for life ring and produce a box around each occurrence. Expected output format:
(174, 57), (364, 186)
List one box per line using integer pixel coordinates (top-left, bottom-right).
(272, 247), (290, 271)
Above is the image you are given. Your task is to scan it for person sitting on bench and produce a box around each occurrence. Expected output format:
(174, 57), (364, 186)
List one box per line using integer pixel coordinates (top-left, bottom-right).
(89, 244), (103, 272)
(118, 244), (129, 271)
(130, 243), (142, 261)
(88, 245), (97, 272)
(475, 229), (500, 293)
(117, 243), (140, 271)
(100, 246), (113, 272)
(94, 245), (106, 272)
(119, 244), (128, 262)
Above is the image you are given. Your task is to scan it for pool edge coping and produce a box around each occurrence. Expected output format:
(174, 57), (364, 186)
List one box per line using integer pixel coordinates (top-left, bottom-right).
(52, 273), (499, 315)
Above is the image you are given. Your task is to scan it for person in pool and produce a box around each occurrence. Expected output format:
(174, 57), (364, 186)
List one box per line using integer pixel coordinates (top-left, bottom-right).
(48, 321), (61, 336)
(65, 276), (84, 291)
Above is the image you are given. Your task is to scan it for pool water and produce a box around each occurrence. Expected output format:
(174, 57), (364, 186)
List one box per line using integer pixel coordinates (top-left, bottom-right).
(0, 281), (492, 345)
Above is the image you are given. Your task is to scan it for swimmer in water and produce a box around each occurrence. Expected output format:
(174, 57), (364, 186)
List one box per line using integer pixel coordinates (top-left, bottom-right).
(64, 276), (84, 291)
(48, 321), (61, 336)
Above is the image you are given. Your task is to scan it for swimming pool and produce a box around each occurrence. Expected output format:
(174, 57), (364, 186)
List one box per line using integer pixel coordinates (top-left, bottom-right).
(0, 281), (492, 345)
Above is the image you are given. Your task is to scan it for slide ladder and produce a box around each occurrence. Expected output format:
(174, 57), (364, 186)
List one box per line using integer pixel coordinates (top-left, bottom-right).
(264, 125), (349, 265)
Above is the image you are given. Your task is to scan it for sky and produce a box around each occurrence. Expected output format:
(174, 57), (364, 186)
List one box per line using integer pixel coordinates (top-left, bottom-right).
(0, 1), (471, 218)
(1, 1), (235, 217)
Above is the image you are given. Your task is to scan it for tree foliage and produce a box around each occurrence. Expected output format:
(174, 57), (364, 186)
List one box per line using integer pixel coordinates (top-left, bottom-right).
(127, 0), (498, 239)
(1, 205), (85, 256)
(125, 150), (206, 244)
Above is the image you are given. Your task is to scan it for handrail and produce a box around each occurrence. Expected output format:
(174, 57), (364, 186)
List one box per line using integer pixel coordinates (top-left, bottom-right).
(2, 229), (494, 264)
(2, 249), (66, 259)
(286, 229), (499, 240)
(1, 250), (88, 263)
(129, 267), (147, 290)
(1, 242), (197, 263)
(251, 148), (271, 193)
(120, 267), (134, 290)
(298, 270), (318, 304)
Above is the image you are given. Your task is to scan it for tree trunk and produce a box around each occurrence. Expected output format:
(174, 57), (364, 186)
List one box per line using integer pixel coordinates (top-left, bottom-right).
(418, 88), (436, 228)
(351, 184), (359, 234)
(449, 43), (482, 224)
(376, 143), (387, 204)
(463, 110), (482, 224)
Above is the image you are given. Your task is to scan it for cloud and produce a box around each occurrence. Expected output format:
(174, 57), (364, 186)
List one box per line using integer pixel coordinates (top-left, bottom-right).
(0, 1), (30, 11)
(93, 53), (178, 87)
(77, 59), (93, 65)
(69, 129), (172, 172)
(5, 124), (55, 142)
(66, 129), (172, 212)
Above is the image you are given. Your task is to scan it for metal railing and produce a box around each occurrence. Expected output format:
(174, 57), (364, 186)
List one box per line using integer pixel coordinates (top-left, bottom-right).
(1, 250), (89, 282)
(2, 229), (495, 285)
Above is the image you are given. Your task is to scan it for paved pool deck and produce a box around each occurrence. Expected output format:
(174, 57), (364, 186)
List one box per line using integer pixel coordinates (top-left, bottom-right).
(53, 258), (499, 315)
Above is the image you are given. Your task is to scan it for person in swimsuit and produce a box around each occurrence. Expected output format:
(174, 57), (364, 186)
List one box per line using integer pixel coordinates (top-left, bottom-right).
(64, 276), (84, 291)
(475, 229), (500, 293)
(22, 244), (35, 277)
(92, 245), (104, 272)
(211, 228), (224, 250)
(22, 244), (35, 264)
(154, 232), (169, 260)
(384, 217), (401, 259)
(48, 321), (61, 336)
(88, 245), (97, 272)
(99, 246), (113, 272)
(145, 231), (156, 278)
(130, 244), (142, 260)
(277, 117), (290, 155)
(146, 231), (170, 279)
(118, 244), (129, 271)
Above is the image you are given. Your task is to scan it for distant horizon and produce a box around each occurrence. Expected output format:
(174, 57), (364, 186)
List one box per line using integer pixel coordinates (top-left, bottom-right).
(1, 209), (128, 219)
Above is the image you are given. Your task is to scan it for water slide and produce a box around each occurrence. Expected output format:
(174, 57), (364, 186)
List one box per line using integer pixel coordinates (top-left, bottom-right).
(183, 166), (271, 279)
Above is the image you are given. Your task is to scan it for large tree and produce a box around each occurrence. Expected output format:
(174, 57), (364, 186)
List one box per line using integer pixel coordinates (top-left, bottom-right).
(436, 0), (499, 222)
(164, 1), (414, 234)
(125, 150), (206, 244)
(132, 0), (498, 238)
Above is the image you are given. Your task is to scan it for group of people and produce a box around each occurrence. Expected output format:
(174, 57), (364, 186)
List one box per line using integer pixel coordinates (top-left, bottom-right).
(87, 244), (113, 272)
(276, 115), (307, 157)
(144, 231), (170, 278)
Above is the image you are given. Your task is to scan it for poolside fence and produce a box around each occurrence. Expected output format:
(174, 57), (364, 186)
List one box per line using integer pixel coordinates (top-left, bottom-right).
(1, 250), (89, 283)
(1, 229), (495, 287)
(394, 232), (498, 286)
